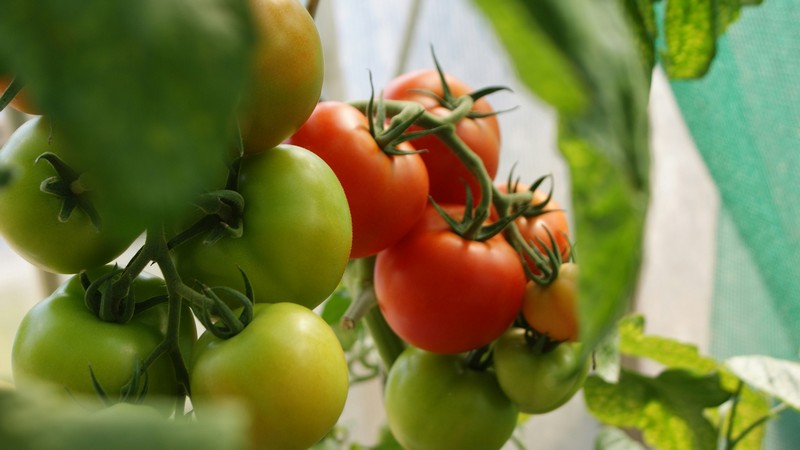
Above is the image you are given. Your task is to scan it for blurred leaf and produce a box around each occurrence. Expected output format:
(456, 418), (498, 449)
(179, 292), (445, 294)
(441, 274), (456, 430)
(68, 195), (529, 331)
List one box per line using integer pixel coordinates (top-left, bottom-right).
(619, 0), (658, 81)
(0, 0), (254, 229)
(726, 355), (800, 410)
(475, 0), (650, 365)
(594, 426), (647, 450)
(662, 0), (717, 78)
(593, 325), (622, 383)
(0, 388), (248, 450)
(585, 368), (729, 450)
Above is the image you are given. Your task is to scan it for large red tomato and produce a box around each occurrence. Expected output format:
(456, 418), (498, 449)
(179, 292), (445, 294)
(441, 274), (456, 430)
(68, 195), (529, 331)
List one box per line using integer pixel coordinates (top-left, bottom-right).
(374, 205), (526, 354)
(286, 101), (429, 258)
(383, 70), (500, 206)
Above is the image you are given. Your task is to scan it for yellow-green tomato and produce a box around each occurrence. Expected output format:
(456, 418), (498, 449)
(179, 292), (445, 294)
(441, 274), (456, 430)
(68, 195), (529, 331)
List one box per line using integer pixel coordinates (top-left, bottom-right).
(173, 145), (352, 309)
(492, 328), (589, 414)
(190, 302), (349, 450)
(11, 269), (197, 414)
(384, 348), (518, 450)
(239, 0), (324, 153)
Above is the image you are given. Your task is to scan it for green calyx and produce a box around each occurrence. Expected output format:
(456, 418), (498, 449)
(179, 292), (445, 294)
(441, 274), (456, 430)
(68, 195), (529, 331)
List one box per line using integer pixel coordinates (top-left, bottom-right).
(36, 151), (102, 231)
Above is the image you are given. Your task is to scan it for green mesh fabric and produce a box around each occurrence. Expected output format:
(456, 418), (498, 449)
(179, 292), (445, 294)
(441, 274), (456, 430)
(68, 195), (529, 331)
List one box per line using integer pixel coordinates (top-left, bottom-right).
(668, 0), (799, 447)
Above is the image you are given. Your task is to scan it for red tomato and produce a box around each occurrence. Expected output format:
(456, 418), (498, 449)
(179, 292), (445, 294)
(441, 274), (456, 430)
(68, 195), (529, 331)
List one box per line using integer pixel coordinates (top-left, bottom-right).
(495, 183), (571, 265)
(383, 70), (500, 206)
(374, 205), (526, 354)
(286, 101), (429, 258)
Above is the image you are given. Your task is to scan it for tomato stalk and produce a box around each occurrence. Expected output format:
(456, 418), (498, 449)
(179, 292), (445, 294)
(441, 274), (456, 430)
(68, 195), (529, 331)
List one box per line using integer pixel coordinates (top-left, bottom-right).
(341, 256), (405, 369)
(0, 76), (23, 113)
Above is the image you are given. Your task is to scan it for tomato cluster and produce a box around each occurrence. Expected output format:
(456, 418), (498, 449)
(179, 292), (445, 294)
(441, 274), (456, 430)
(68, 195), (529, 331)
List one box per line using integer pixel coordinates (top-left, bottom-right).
(0, 1), (590, 449)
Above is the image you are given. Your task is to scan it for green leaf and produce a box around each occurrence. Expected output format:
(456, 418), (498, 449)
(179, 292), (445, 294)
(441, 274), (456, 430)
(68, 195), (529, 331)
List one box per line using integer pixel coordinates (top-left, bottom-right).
(662, 0), (717, 78)
(594, 426), (647, 450)
(0, 0), (254, 229)
(585, 368), (730, 450)
(726, 355), (800, 410)
(593, 326), (622, 383)
(474, 0), (651, 362)
(618, 315), (719, 374)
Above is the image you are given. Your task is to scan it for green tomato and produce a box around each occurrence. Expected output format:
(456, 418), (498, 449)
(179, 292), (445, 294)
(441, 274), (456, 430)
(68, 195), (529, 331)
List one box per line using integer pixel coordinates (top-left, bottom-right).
(384, 348), (518, 450)
(190, 302), (349, 450)
(492, 328), (589, 414)
(0, 117), (142, 273)
(11, 268), (197, 414)
(173, 144), (352, 309)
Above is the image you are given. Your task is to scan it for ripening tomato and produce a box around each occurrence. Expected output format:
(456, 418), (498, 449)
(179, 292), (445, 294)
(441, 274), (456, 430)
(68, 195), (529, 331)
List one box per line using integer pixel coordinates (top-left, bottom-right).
(522, 262), (579, 342)
(0, 117), (142, 273)
(383, 70), (500, 205)
(287, 101), (429, 258)
(375, 205), (526, 354)
(239, 0), (324, 153)
(385, 348), (518, 450)
(190, 303), (349, 450)
(492, 328), (588, 414)
(12, 268), (197, 414)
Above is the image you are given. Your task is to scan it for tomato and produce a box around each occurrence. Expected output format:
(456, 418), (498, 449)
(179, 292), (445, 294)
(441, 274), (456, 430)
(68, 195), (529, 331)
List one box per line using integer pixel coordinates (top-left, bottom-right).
(190, 302), (348, 450)
(383, 70), (500, 205)
(375, 205), (526, 354)
(173, 145), (351, 309)
(0, 117), (142, 273)
(495, 182), (571, 267)
(286, 101), (429, 258)
(492, 328), (588, 414)
(239, 0), (324, 154)
(0, 76), (40, 115)
(522, 262), (579, 342)
(384, 348), (517, 450)
(11, 268), (197, 414)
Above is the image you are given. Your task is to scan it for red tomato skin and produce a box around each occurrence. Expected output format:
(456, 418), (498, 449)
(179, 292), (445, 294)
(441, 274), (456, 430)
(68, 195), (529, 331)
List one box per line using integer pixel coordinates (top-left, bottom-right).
(383, 70), (500, 206)
(287, 101), (429, 258)
(375, 206), (526, 354)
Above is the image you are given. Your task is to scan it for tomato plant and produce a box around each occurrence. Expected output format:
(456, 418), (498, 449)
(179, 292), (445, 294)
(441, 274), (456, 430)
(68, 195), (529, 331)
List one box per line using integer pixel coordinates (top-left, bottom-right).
(238, 0), (324, 154)
(492, 328), (588, 414)
(173, 144), (352, 309)
(522, 262), (579, 342)
(287, 101), (429, 258)
(0, 116), (142, 273)
(383, 69), (501, 206)
(375, 205), (526, 354)
(384, 347), (518, 450)
(190, 302), (349, 450)
(11, 268), (197, 414)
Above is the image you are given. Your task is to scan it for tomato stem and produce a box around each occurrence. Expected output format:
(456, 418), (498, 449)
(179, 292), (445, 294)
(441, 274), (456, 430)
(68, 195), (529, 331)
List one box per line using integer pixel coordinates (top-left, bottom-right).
(342, 257), (406, 369)
(0, 76), (23, 113)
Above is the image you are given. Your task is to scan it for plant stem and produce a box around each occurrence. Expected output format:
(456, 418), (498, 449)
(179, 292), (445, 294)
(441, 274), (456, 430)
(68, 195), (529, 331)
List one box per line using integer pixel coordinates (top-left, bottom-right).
(726, 401), (789, 450)
(342, 257), (405, 369)
(724, 381), (744, 449)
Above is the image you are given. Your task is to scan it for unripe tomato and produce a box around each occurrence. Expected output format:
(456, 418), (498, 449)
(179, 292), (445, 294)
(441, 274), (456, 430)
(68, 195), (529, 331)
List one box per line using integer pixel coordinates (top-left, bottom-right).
(492, 328), (589, 414)
(173, 145), (352, 309)
(0, 117), (142, 273)
(190, 303), (349, 450)
(239, 0), (324, 153)
(12, 269), (197, 414)
(385, 348), (518, 450)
